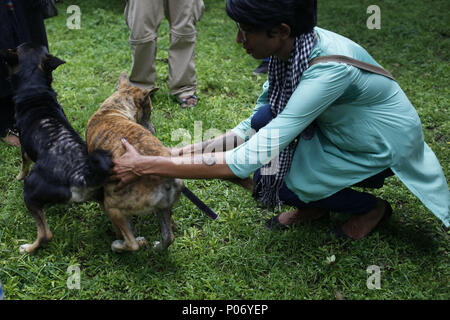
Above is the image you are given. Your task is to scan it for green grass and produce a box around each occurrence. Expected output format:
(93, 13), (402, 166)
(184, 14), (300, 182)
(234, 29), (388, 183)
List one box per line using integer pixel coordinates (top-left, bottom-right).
(0, 0), (449, 300)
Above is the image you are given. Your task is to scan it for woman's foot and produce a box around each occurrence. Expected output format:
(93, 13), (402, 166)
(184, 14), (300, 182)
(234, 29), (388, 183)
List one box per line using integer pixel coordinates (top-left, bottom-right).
(335, 199), (392, 239)
(2, 132), (20, 147)
(266, 207), (329, 230)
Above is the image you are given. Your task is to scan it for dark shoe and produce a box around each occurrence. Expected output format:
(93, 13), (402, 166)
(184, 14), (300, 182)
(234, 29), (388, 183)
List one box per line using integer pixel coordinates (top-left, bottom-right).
(265, 214), (289, 230)
(179, 94), (198, 108)
(333, 199), (393, 240)
(253, 61), (269, 75)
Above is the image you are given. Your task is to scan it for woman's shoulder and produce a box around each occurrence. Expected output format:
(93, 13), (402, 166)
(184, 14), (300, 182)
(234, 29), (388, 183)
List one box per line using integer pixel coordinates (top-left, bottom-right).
(311, 27), (379, 66)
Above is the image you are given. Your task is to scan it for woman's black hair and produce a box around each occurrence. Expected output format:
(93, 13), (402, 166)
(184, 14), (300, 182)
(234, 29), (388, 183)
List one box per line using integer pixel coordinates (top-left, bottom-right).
(226, 0), (317, 37)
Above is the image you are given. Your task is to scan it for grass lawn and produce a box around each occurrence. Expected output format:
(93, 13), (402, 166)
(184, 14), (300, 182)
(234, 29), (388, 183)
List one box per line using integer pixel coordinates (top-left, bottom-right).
(0, 0), (448, 300)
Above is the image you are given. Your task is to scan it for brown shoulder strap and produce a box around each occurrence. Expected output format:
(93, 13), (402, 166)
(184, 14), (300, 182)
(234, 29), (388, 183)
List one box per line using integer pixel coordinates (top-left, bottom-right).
(309, 55), (395, 81)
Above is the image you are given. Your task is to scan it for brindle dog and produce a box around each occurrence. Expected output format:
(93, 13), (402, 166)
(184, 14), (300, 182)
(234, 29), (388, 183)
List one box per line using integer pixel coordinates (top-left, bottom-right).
(86, 72), (183, 252)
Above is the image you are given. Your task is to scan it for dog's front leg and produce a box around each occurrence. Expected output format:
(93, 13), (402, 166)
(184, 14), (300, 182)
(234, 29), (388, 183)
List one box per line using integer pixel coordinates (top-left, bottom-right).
(154, 209), (175, 251)
(16, 152), (32, 181)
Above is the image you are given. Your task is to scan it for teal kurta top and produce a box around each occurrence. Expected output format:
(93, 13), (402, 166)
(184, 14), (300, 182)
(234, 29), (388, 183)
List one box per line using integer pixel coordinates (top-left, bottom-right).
(226, 27), (449, 227)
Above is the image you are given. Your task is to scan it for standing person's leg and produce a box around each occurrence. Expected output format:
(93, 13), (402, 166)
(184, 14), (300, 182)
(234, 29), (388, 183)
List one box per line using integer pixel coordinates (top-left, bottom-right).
(0, 50), (17, 146)
(21, 1), (48, 48)
(0, 95), (19, 147)
(1, 0), (49, 148)
(125, 0), (164, 89)
(166, 0), (204, 107)
(0, 0), (46, 148)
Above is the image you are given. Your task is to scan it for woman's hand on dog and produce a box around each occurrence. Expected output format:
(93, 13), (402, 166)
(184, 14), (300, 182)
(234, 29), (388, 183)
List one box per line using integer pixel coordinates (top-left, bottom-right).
(111, 137), (238, 190)
(111, 138), (145, 191)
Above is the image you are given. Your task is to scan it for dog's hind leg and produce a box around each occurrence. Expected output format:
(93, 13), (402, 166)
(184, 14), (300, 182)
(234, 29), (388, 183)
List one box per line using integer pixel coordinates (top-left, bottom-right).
(16, 152), (32, 181)
(20, 171), (70, 253)
(153, 209), (174, 251)
(19, 204), (53, 254)
(106, 208), (143, 252)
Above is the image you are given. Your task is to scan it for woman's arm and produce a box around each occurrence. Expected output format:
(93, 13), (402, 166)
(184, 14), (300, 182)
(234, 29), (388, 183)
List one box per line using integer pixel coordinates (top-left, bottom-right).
(226, 63), (353, 179)
(112, 138), (237, 190)
(170, 130), (245, 157)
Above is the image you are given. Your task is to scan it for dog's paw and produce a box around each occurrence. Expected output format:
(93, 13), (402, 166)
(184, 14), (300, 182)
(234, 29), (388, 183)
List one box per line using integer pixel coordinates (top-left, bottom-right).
(153, 241), (167, 251)
(136, 237), (147, 247)
(111, 239), (140, 252)
(111, 240), (126, 252)
(16, 172), (26, 181)
(153, 241), (163, 251)
(19, 244), (33, 254)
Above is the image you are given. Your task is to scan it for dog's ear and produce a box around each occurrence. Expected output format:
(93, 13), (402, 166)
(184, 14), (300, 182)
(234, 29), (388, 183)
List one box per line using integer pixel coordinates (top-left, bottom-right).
(0, 49), (19, 66)
(41, 54), (65, 73)
(142, 87), (159, 108)
(142, 87), (159, 99)
(117, 71), (130, 89)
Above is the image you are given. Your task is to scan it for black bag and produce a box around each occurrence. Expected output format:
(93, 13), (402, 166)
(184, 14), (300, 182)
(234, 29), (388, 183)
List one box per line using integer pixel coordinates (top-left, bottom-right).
(41, 0), (58, 19)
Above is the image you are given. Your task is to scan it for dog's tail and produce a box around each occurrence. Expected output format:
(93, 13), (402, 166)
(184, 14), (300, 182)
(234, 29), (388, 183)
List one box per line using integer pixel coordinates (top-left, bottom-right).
(86, 149), (113, 186)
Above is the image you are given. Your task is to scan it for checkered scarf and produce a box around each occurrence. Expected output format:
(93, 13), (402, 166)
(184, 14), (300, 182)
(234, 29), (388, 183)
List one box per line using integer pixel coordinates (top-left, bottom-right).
(254, 32), (316, 210)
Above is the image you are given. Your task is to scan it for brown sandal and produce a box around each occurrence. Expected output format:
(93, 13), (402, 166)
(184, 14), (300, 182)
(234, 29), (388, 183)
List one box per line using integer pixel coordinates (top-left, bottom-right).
(179, 95), (199, 108)
(1, 129), (20, 147)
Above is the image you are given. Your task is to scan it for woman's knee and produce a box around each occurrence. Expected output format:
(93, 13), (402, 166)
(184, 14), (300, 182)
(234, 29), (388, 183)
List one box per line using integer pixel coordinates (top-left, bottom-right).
(251, 104), (272, 132)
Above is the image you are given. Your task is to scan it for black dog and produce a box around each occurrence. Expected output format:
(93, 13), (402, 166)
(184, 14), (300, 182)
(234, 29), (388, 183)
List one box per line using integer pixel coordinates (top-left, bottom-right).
(1, 43), (112, 254)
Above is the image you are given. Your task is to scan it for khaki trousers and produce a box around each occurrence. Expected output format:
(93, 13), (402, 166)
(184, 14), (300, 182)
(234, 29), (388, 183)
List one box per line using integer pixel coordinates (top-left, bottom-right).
(124, 0), (204, 98)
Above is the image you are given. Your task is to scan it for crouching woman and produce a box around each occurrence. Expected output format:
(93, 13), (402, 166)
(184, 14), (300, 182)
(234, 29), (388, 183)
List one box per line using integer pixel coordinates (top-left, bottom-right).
(111, 0), (449, 238)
